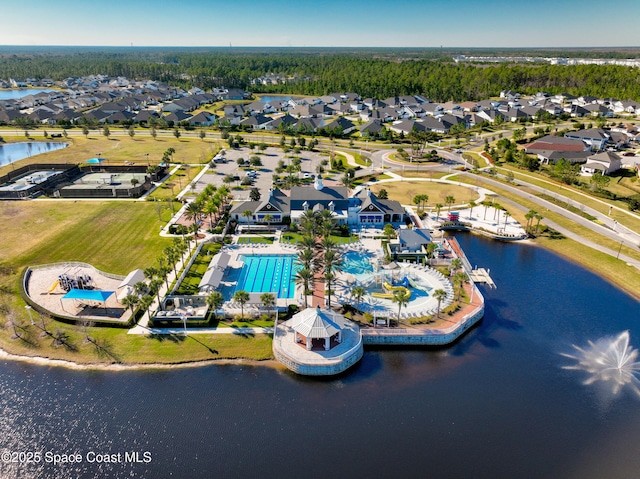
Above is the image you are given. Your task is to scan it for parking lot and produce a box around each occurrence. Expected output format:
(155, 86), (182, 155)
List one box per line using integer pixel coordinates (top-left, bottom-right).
(195, 146), (334, 200)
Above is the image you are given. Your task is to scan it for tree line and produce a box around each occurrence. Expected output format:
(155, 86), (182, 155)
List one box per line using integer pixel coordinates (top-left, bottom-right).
(2, 49), (640, 102)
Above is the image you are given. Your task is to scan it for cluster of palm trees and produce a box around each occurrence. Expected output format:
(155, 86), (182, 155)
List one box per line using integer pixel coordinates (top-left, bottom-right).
(524, 209), (544, 236)
(183, 184), (232, 239)
(293, 209), (344, 309)
(121, 236), (191, 322)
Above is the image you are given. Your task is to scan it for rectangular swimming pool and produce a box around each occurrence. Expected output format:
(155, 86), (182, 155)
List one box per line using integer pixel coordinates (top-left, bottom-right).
(235, 254), (298, 299)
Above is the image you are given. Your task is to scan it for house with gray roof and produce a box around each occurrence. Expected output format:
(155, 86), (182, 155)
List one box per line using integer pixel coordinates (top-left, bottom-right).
(231, 178), (404, 228)
(580, 151), (622, 175)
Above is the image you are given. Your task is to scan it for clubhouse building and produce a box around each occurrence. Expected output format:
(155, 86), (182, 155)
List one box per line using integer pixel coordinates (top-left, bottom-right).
(230, 176), (405, 227)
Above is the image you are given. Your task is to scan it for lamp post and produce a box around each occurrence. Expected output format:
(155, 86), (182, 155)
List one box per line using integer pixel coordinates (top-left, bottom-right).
(25, 305), (34, 325)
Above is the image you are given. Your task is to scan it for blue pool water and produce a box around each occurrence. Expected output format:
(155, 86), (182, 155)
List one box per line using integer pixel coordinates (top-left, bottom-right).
(235, 254), (297, 298)
(341, 250), (375, 277)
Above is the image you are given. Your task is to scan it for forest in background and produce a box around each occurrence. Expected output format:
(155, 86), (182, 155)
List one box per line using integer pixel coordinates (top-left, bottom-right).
(1, 47), (640, 102)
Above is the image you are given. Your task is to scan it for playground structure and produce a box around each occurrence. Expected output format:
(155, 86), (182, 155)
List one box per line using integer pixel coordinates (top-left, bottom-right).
(371, 277), (413, 300)
(48, 270), (94, 294)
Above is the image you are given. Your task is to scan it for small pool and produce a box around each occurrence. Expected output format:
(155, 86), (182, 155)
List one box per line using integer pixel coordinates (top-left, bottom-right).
(235, 254), (298, 298)
(341, 251), (375, 277)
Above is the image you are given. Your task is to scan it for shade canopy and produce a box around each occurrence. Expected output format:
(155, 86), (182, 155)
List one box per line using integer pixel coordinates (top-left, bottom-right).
(86, 158), (105, 164)
(289, 307), (345, 339)
(63, 289), (114, 302)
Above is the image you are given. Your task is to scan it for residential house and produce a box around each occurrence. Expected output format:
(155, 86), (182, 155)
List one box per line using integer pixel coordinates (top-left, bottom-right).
(580, 151), (622, 175)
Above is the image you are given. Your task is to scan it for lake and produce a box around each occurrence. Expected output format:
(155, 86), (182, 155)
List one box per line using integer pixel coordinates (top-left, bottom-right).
(0, 142), (68, 167)
(1, 234), (639, 479)
(0, 89), (56, 100)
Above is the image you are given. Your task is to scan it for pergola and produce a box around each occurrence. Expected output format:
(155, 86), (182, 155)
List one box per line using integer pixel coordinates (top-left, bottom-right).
(289, 307), (345, 351)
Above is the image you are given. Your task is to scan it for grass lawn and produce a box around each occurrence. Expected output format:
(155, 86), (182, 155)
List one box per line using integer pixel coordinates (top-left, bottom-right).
(0, 201), (170, 275)
(236, 236), (274, 244)
(176, 243), (223, 295)
(149, 164), (206, 200)
(369, 180), (479, 207)
(0, 322), (273, 364)
(454, 175), (640, 300)
(0, 134), (221, 177)
(497, 165), (640, 233)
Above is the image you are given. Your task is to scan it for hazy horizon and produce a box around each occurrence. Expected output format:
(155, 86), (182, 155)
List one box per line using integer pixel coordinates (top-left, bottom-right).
(2, 0), (639, 49)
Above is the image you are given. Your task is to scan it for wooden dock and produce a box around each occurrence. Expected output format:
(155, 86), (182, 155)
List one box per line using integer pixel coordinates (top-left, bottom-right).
(468, 268), (496, 288)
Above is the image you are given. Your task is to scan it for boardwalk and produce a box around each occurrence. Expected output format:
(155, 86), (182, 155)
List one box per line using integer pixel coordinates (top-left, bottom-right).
(311, 272), (325, 307)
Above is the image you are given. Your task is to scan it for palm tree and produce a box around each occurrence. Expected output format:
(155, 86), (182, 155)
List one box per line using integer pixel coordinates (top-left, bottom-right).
(493, 204), (503, 221)
(525, 209), (537, 233)
(297, 248), (316, 272)
(149, 279), (164, 307)
(203, 198), (218, 230)
(504, 211), (511, 226)
(433, 289), (447, 318)
(453, 271), (468, 301)
(481, 200), (493, 220)
(185, 201), (202, 227)
(164, 246), (178, 278)
(323, 248), (344, 308)
(449, 258), (463, 275)
(351, 285), (366, 312)
(121, 294), (139, 316)
(468, 201), (477, 219)
(435, 203), (443, 219)
(260, 292), (276, 316)
(263, 214), (274, 230)
(242, 210), (253, 233)
(445, 195), (456, 212)
(138, 294), (154, 322)
(206, 291), (225, 320)
(234, 290), (250, 320)
(133, 281), (148, 297)
(392, 289), (410, 325)
(383, 223), (396, 242)
(294, 268), (314, 308)
(534, 214), (543, 234)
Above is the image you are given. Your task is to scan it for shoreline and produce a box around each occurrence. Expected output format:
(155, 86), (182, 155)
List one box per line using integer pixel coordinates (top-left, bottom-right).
(0, 347), (283, 372)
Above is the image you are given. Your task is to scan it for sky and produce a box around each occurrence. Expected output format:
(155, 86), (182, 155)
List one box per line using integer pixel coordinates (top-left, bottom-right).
(1, 0), (639, 48)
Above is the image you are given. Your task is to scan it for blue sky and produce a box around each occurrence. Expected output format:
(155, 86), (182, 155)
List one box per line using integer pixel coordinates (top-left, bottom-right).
(1, 0), (638, 48)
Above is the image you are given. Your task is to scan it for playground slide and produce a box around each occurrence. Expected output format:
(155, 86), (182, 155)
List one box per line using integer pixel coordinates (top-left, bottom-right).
(371, 282), (412, 300)
(47, 279), (60, 294)
(407, 277), (431, 293)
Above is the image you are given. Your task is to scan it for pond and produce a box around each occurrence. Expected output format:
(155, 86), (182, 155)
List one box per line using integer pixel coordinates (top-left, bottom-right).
(0, 142), (68, 167)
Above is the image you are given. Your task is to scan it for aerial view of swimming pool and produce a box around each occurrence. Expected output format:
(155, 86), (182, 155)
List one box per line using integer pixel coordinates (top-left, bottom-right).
(341, 250), (376, 277)
(235, 254), (298, 298)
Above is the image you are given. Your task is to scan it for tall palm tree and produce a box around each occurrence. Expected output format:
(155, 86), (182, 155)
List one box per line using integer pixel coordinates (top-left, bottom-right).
(351, 285), (366, 312)
(138, 295), (154, 322)
(149, 279), (164, 307)
(323, 249), (343, 308)
(234, 290), (250, 320)
(435, 203), (443, 219)
(121, 294), (139, 316)
(433, 289), (447, 318)
(298, 234), (317, 252)
(184, 201), (202, 227)
(242, 210), (253, 233)
(534, 214), (543, 234)
(206, 291), (225, 320)
(260, 292), (276, 316)
(449, 258), (463, 276)
(164, 246), (178, 278)
(504, 211), (511, 226)
(481, 200), (493, 220)
(525, 209), (537, 233)
(392, 289), (410, 325)
(294, 268), (314, 308)
(297, 248), (316, 272)
(453, 271), (468, 301)
(445, 195), (456, 212)
(468, 201), (477, 219)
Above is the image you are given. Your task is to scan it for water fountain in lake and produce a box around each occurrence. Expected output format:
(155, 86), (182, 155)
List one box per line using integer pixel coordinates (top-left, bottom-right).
(562, 331), (640, 397)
